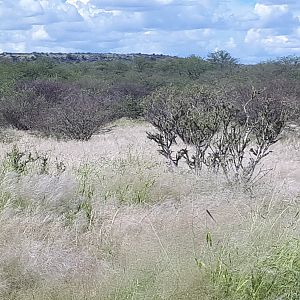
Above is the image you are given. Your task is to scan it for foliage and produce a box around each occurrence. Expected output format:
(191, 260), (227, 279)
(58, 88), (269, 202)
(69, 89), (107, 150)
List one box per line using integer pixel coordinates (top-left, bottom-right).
(107, 82), (151, 119)
(0, 80), (116, 140)
(207, 50), (238, 68)
(269, 55), (300, 66)
(145, 84), (287, 184)
(48, 91), (112, 140)
(0, 51), (299, 142)
(4, 145), (49, 175)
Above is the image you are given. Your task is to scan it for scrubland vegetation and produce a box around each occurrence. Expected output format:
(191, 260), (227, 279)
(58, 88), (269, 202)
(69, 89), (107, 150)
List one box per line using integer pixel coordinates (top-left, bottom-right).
(0, 51), (299, 299)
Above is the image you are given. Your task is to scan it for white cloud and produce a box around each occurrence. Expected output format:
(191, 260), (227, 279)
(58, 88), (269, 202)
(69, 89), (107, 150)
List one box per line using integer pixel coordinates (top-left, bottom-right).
(253, 2), (299, 30)
(19, 0), (43, 15)
(245, 28), (262, 44)
(67, 0), (90, 5)
(226, 37), (237, 49)
(0, 0), (299, 62)
(258, 0), (298, 4)
(0, 42), (27, 52)
(31, 25), (51, 41)
(240, 1), (300, 59)
(254, 3), (288, 18)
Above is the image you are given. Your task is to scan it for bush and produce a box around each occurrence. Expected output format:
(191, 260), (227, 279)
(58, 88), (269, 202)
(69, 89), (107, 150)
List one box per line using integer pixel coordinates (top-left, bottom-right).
(0, 80), (116, 140)
(145, 84), (287, 184)
(44, 91), (113, 140)
(0, 84), (44, 131)
(107, 82), (152, 119)
(0, 80), (73, 131)
(207, 50), (238, 69)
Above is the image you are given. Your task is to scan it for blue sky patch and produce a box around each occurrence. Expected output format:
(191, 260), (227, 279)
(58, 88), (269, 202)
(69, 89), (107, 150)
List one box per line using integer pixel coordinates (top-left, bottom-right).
(0, 0), (299, 63)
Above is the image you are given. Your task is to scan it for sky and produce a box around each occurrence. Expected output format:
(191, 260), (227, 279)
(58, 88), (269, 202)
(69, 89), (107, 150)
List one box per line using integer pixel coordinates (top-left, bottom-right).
(0, 0), (299, 63)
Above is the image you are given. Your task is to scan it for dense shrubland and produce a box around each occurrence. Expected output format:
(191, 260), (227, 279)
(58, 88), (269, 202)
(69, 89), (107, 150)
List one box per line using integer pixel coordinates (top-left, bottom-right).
(0, 79), (149, 140)
(0, 51), (299, 183)
(0, 51), (299, 140)
(0, 51), (299, 299)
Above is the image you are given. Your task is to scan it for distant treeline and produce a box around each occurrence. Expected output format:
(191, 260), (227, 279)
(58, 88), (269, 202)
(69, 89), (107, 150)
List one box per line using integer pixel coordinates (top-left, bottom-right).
(0, 50), (299, 140)
(0, 52), (174, 63)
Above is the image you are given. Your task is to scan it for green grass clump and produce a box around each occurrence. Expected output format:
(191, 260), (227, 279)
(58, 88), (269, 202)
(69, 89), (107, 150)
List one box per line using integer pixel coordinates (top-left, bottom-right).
(3, 145), (49, 175)
(93, 152), (161, 205)
(199, 237), (300, 300)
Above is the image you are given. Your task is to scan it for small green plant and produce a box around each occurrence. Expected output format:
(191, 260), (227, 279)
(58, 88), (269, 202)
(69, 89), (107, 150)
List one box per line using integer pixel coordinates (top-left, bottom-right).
(39, 154), (49, 175)
(0, 190), (11, 211)
(55, 159), (66, 174)
(4, 145), (49, 175)
(77, 164), (95, 200)
(113, 177), (156, 204)
(108, 153), (158, 204)
(75, 164), (95, 226)
(77, 200), (93, 224)
(5, 145), (37, 175)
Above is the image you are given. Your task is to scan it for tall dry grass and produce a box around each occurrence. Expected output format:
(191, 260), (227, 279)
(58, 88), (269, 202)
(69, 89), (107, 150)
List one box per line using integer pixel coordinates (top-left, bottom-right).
(0, 120), (299, 299)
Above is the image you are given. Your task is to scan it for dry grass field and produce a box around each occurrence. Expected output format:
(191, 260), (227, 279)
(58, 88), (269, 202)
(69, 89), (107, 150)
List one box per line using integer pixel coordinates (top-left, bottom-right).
(0, 119), (299, 299)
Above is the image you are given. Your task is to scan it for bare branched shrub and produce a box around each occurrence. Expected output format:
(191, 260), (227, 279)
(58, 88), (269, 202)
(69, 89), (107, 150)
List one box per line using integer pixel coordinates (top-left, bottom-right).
(145, 85), (287, 184)
(208, 88), (287, 183)
(45, 91), (112, 140)
(0, 86), (44, 131)
(144, 86), (186, 167)
(0, 80), (116, 140)
(0, 81), (75, 130)
(19, 80), (72, 105)
(173, 87), (224, 173)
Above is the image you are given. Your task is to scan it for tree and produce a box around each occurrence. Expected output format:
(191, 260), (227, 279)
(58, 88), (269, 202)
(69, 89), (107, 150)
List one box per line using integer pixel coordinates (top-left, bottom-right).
(271, 55), (300, 66)
(182, 55), (211, 79)
(207, 50), (238, 68)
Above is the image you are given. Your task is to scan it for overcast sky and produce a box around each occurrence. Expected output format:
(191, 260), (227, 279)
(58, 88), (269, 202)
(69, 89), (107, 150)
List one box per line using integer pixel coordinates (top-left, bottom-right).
(0, 0), (299, 63)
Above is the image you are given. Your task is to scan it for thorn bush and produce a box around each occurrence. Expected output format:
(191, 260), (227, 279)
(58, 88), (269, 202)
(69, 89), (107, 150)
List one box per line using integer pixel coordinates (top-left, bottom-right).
(145, 84), (287, 185)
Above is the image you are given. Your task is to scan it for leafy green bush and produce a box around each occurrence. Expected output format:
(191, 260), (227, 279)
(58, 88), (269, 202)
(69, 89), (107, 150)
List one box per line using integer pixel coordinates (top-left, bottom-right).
(207, 50), (238, 69)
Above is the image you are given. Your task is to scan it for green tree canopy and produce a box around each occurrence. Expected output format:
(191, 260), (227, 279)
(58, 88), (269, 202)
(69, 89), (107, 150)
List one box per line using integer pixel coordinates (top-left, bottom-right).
(207, 50), (238, 68)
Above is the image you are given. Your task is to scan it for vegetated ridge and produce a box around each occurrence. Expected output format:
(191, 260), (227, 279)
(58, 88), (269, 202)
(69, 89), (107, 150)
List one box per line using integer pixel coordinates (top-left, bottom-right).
(0, 52), (176, 63)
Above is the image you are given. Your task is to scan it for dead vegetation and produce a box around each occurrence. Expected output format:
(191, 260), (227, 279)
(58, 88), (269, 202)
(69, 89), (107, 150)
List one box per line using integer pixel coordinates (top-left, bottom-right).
(0, 120), (299, 299)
